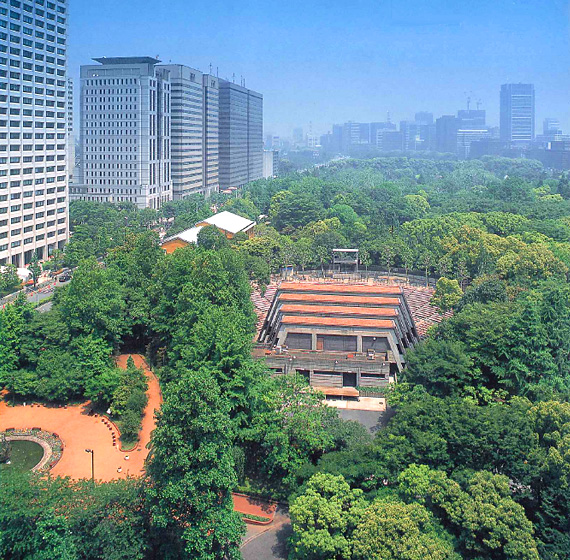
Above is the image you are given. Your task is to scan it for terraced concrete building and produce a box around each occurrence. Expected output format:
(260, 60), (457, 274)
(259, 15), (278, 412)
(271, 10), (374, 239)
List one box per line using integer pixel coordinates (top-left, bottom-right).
(256, 282), (419, 395)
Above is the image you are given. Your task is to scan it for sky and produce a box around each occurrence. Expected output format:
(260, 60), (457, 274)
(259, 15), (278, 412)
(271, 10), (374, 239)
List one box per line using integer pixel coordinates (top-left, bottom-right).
(69, 0), (570, 138)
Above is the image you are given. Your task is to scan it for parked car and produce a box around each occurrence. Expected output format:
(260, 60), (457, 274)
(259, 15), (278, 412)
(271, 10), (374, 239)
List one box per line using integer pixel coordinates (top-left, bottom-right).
(58, 272), (72, 282)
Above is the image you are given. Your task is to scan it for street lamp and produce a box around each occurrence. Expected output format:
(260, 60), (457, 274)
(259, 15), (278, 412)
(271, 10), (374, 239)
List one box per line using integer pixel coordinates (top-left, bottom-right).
(85, 449), (94, 481)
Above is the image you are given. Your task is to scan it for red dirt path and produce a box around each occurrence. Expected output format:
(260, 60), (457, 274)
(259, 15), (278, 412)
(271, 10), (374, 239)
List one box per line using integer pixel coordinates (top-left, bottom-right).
(0, 354), (161, 482)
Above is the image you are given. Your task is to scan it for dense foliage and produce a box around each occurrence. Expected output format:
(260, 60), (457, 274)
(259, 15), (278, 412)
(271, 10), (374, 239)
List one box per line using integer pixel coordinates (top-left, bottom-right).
(1, 156), (570, 559)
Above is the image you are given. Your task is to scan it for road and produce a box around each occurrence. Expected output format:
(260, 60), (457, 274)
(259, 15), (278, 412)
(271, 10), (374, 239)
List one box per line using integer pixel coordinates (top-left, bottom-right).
(241, 506), (291, 560)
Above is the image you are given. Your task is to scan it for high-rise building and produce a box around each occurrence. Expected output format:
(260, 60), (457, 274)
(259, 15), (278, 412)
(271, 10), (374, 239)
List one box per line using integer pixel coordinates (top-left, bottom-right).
(218, 79), (263, 190)
(67, 78), (74, 182)
(75, 57), (172, 209)
(157, 65), (219, 198)
(400, 121), (421, 151)
(293, 127), (304, 146)
(436, 116), (459, 154)
(202, 73), (219, 197)
(415, 112), (434, 126)
(342, 122), (370, 150)
(370, 122), (396, 147)
(500, 83), (535, 145)
(457, 109), (486, 130)
(543, 118), (562, 135)
(0, 0), (70, 267)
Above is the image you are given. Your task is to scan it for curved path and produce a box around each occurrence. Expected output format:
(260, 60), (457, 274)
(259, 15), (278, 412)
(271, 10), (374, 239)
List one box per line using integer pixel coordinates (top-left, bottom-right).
(0, 354), (161, 481)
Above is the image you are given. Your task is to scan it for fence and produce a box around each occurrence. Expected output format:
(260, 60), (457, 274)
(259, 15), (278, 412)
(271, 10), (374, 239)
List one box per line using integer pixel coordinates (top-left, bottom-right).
(278, 267), (439, 288)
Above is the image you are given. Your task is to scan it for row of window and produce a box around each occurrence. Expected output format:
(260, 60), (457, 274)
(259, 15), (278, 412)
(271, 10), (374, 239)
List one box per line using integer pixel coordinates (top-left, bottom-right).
(0, 229), (66, 250)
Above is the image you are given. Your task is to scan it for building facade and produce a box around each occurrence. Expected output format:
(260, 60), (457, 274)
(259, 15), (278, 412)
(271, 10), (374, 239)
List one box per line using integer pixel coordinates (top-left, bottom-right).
(202, 73), (219, 196)
(500, 83), (535, 146)
(218, 79), (263, 190)
(263, 149), (278, 178)
(157, 64), (204, 199)
(75, 57), (172, 209)
(256, 282), (419, 394)
(0, 0), (69, 267)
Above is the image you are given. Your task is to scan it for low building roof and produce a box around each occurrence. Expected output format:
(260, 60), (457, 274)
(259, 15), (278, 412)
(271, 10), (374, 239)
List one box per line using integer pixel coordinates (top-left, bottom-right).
(163, 226), (203, 245)
(281, 316), (396, 330)
(280, 304), (398, 317)
(199, 211), (255, 235)
(279, 293), (401, 306)
(279, 282), (403, 295)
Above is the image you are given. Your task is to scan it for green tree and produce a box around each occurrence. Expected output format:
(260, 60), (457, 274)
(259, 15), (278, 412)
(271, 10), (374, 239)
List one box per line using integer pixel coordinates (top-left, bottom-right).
(27, 251), (42, 288)
(431, 278), (463, 313)
(145, 370), (244, 560)
(352, 498), (459, 560)
(289, 473), (366, 560)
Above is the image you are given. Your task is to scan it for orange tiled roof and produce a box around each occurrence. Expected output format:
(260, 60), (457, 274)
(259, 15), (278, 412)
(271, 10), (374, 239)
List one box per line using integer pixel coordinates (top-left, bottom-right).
(279, 282), (403, 295)
(278, 293), (401, 306)
(280, 304), (399, 317)
(281, 315), (395, 329)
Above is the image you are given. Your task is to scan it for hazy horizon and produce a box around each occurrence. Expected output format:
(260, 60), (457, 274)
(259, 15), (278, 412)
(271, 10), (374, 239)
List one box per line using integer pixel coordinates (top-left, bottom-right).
(69, 0), (570, 138)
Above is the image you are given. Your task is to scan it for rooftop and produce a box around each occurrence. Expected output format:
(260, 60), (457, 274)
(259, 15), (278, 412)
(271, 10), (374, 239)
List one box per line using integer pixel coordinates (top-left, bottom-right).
(199, 211), (255, 235)
(280, 304), (398, 318)
(92, 56), (161, 65)
(279, 282), (403, 295)
(164, 226), (203, 245)
(281, 316), (396, 330)
(278, 293), (402, 306)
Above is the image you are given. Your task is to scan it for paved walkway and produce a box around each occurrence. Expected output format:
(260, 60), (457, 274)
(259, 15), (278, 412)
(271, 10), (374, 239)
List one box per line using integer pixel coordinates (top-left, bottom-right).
(0, 354), (161, 481)
(241, 506), (291, 560)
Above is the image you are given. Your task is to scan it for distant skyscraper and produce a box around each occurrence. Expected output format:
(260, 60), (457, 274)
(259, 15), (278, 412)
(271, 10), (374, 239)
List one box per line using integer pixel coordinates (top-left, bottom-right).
(218, 80), (263, 190)
(500, 84), (535, 145)
(400, 121), (421, 151)
(436, 116), (459, 154)
(342, 122), (370, 151)
(76, 57), (172, 209)
(293, 127), (304, 145)
(543, 118), (562, 135)
(0, 0), (70, 267)
(457, 110), (486, 130)
(415, 112), (434, 126)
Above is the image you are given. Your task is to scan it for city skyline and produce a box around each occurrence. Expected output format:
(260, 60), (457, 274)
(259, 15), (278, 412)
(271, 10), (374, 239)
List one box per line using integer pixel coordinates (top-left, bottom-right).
(68, 0), (569, 137)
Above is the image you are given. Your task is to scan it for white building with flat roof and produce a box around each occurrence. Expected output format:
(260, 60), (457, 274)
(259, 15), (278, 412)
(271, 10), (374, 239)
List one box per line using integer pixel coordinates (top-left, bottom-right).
(0, 0), (70, 267)
(74, 56), (172, 209)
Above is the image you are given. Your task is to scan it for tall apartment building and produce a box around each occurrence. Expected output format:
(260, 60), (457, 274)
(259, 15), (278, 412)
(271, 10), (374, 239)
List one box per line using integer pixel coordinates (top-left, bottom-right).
(218, 79), (263, 190)
(74, 57), (172, 209)
(0, 0), (69, 268)
(66, 76), (74, 181)
(500, 83), (535, 145)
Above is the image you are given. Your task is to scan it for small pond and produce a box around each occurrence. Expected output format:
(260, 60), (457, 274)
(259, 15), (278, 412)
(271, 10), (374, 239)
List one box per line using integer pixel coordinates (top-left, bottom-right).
(0, 440), (45, 472)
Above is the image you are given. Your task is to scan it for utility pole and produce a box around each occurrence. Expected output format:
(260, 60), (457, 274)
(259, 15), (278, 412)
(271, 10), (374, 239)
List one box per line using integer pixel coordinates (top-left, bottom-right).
(85, 449), (94, 481)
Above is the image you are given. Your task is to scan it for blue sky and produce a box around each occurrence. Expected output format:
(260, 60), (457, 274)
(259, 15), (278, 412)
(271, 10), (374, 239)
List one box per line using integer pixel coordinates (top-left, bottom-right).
(69, 0), (570, 137)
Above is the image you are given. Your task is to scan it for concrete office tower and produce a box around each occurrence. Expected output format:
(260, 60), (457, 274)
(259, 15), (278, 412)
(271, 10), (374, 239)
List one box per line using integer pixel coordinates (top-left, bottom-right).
(157, 65), (219, 198)
(76, 57), (172, 209)
(218, 80), (263, 190)
(500, 83), (535, 145)
(0, 0), (69, 268)
(202, 74), (219, 196)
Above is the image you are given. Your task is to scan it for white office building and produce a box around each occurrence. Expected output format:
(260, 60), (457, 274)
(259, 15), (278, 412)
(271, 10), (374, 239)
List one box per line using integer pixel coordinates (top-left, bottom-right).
(0, 0), (70, 267)
(73, 57), (172, 209)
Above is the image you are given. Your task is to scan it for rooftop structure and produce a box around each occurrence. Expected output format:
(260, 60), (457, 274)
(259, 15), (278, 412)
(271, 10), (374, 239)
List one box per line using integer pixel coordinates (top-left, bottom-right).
(161, 210), (256, 253)
(197, 210), (255, 236)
